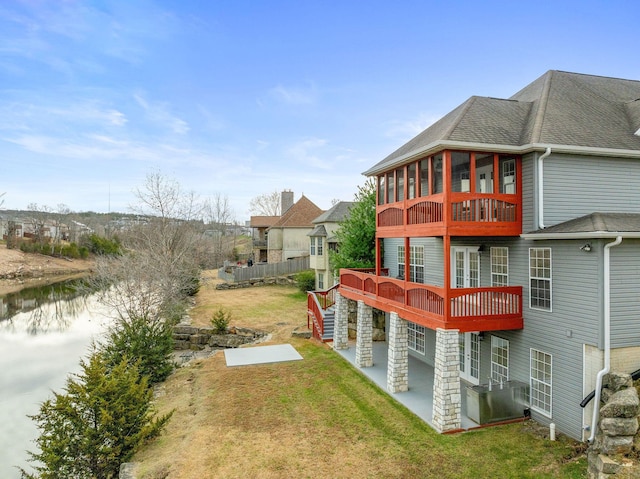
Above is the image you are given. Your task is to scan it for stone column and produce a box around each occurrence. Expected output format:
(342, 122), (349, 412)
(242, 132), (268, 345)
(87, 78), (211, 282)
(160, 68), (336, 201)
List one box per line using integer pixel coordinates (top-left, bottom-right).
(432, 328), (461, 433)
(387, 312), (408, 393)
(355, 300), (373, 368)
(333, 292), (349, 350)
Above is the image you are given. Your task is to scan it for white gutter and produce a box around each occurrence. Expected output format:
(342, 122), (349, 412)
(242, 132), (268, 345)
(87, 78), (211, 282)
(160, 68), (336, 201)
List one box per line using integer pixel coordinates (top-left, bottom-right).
(521, 231), (640, 240)
(588, 235), (623, 443)
(537, 147), (552, 229)
(362, 141), (640, 176)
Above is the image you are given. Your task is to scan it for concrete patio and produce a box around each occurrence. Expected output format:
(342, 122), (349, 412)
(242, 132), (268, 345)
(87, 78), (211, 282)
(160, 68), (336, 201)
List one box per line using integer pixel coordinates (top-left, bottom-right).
(334, 340), (478, 431)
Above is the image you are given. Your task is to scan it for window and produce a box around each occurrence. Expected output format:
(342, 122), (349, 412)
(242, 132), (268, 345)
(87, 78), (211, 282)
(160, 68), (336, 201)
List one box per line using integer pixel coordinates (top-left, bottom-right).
(396, 167), (404, 202)
(318, 273), (324, 290)
(317, 237), (323, 256)
(310, 237), (316, 256)
(451, 152), (471, 193)
(407, 163), (416, 199)
(491, 336), (509, 382)
(432, 154), (443, 194)
(398, 245), (424, 282)
(387, 172), (395, 203)
(378, 176), (385, 205)
(419, 159), (429, 197)
(490, 247), (508, 286)
(500, 156), (516, 194)
(408, 322), (426, 354)
(530, 349), (552, 416)
(475, 153), (494, 193)
(529, 248), (552, 310)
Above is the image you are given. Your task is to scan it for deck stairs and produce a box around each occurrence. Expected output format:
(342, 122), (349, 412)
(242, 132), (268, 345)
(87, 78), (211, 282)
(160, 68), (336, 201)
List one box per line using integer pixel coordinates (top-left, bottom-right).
(320, 306), (335, 342)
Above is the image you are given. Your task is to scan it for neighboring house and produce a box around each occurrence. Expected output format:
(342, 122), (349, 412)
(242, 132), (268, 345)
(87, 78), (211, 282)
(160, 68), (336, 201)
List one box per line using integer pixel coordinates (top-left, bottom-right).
(308, 201), (354, 290)
(249, 215), (279, 263)
(330, 70), (640, 442)
(267, 194), (323, 263)
(249, 190), (295, 263)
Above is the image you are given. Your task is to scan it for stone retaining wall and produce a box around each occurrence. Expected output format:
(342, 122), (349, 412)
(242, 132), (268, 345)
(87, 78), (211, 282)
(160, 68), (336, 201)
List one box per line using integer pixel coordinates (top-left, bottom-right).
(587, 372), (640, 478)
(173, 324), (267, 350)
(215, 275), (296, 290)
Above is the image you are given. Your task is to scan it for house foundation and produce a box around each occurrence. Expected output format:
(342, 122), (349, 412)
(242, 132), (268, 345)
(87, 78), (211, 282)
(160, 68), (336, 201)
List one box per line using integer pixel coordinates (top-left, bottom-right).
(387, 312), (409, 393)
(333, 292), (349, 350)
(432, 328), (461, 432)
(355, 300), (373, 367)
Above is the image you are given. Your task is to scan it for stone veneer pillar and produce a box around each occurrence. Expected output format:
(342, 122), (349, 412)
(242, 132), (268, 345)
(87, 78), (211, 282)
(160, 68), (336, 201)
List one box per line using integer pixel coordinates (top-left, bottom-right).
(355, 300), (373, 368)
(387, 312), (409, 393)
(432, 328), (461, 433)
(332, 292), (349, 350)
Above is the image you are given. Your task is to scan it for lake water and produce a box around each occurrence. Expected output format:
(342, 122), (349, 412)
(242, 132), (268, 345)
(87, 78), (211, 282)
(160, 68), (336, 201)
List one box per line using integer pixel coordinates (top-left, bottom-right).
(0, 281), (110, 478)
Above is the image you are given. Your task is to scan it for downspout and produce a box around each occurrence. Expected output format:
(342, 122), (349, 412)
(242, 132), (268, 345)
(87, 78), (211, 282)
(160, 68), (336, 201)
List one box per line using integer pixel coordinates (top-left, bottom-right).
(588, 235), (623, 442)
(537, 147), (552, 229)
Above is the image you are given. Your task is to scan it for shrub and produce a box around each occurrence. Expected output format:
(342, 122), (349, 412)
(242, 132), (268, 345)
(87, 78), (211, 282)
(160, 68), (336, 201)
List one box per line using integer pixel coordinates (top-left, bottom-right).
(211, 308), (231, 334)
(22, 353), (172, 479)
(295, 269), (316, 292)
(98, 314), (176, 385)
(83, 233), (122, 256)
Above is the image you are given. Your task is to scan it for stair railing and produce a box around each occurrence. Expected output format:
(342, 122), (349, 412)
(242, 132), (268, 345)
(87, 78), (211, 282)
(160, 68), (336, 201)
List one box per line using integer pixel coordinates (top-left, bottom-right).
(307, 284), (339, 341)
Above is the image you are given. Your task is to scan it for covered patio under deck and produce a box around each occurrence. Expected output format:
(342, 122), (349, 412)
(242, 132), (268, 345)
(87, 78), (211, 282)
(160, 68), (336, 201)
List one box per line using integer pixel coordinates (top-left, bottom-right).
(334, 340), (478, 431)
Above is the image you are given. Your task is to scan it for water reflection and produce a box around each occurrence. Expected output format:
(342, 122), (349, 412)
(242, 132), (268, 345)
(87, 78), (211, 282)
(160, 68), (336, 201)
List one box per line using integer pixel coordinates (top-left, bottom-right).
(0, 280), (92, 335)
(0, 279), (110, 479)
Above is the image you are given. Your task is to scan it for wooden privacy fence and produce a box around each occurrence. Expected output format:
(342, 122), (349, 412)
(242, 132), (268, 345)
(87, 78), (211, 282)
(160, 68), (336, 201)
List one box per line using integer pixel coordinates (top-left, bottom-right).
(218, 256), (310, 282)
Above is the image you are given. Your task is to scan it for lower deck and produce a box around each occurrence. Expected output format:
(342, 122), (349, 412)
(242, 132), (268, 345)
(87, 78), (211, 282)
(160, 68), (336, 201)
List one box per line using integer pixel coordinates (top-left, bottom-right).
(335, 340), (480, 431)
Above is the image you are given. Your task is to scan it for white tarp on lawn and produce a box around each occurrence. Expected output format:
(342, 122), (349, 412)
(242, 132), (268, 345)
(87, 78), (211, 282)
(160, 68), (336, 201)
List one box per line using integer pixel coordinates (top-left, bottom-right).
(224, 344), (303, 367)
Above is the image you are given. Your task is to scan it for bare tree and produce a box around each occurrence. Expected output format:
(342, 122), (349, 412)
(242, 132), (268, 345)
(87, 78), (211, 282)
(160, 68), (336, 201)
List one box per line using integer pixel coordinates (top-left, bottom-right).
(203, 193), (237, 267)
(249, 190), (281, 216)
(91, 172), (207, 326)
(26, 202), (53, 244)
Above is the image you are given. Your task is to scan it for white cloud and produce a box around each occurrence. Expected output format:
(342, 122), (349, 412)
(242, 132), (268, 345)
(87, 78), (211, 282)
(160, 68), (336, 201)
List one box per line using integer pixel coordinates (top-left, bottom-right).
(384, 112), (441, 141)
(134, 93), (190, 135)
(269, 83), (317, 105)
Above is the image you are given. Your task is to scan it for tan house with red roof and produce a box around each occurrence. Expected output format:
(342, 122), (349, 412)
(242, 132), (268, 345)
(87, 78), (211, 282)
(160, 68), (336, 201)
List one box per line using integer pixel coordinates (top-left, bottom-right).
(267, 194), (323, 263)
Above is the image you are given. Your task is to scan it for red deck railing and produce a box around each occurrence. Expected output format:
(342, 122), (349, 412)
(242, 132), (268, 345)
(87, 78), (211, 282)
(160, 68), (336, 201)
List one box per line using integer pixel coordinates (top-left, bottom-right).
(377, 193), (521, 236)
(338, 269), (523, 332)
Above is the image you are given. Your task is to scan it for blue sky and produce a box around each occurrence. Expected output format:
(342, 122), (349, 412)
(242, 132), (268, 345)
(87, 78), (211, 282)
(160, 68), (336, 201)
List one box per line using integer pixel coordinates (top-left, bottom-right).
(1, 0), (639, 220)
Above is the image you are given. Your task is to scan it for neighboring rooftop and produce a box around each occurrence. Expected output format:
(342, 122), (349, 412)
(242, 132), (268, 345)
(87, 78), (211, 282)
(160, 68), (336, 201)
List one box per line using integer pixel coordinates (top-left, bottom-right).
(312, 201), (354, 224)
(269, 195), (323, 229)
(365, 70), (640, 175)
(250, 216), (280, 228)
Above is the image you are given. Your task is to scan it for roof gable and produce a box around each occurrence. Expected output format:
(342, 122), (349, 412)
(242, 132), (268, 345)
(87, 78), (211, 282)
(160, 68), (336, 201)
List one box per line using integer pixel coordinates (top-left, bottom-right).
(269, 195), (323, 228)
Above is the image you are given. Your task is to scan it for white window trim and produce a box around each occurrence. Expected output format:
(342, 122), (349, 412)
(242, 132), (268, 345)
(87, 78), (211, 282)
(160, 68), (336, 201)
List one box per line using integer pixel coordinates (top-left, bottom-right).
(408, 322), (426, 354)
(490, 336), (509, 382)
(529, 247), (552, 312)
(530, 348), (553, 418)
(310, 237), (316, 256)
(490, 246), (509, 286)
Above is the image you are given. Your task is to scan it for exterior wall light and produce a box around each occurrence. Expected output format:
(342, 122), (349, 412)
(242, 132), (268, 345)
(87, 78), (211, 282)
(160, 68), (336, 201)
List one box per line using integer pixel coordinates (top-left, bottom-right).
(580, 243), (592, 252)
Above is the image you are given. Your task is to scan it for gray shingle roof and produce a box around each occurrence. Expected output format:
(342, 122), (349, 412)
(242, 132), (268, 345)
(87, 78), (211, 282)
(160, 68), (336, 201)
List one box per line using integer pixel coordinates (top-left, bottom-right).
(524, 212), (640, 236)
(307, 225), (327, 237)
(365, 71), (640, 176)
(312, 201), (354, 224)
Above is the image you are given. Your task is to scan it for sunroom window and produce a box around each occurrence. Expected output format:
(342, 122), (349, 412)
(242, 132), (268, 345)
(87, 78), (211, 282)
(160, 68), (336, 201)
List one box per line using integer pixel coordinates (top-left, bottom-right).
(451, 152), (471, 193)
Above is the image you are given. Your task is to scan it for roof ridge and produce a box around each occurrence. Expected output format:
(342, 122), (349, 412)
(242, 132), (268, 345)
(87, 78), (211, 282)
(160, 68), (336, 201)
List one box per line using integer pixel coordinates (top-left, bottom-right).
(441, 96), (478, 140)
(530, 71), (554, 143)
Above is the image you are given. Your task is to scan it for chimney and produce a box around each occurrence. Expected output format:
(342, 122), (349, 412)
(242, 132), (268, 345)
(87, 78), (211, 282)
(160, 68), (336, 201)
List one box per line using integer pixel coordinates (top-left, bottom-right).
(281, 190), (294, 214)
